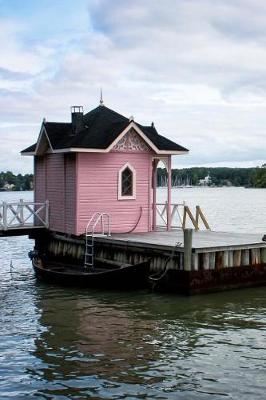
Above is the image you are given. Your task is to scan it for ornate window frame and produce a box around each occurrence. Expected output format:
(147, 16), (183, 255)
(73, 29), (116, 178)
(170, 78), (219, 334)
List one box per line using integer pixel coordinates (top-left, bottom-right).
(118, 163), (136, 200)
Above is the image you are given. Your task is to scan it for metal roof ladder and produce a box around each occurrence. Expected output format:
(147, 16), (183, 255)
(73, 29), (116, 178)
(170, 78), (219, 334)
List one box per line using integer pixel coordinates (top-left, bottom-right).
(84, 212), (111, 268)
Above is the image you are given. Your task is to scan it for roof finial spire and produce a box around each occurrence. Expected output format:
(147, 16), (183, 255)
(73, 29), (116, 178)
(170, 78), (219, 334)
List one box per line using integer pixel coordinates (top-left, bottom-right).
(100, 88), (104, 106)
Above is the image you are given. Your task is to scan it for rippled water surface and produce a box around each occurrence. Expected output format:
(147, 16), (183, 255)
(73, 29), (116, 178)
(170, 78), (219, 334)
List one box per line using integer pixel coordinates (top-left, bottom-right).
(0, 189), (266, 399)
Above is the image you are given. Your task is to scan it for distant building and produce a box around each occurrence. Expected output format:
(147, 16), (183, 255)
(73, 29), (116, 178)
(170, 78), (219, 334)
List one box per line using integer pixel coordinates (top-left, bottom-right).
(199, 174), (211, 186)
(21, 103), (188, 235)
(3, 183), (15, 191)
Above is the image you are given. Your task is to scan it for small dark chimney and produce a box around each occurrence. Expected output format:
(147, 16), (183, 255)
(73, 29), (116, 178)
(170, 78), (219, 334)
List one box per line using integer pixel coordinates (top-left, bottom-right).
(71, 106), (84, 134)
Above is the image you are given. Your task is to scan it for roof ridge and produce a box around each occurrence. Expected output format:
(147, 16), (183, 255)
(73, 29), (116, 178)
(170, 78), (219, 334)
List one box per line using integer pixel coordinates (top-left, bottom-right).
(84, 104), (128, 122)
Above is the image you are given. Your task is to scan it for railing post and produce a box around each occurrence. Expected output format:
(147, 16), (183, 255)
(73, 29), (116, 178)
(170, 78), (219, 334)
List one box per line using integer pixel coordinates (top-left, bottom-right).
(45, 200), (49, 228)
(184, 228), (193, 271)
(182, 206), (187, 229)
(196, 205), (211, 230)
(19, 199), (24, 225)
(3, 202), (8, 230)
(167, 157), (172, 231)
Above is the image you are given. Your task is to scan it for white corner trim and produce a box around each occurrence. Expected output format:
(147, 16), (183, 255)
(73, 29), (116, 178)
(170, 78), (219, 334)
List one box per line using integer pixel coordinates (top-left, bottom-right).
(21, 151), (35, 156)
(152, 156), (170, 171)
(53, 147), (108, 153)
(35, 124), (54, 155)
(24, 147), (188, 155)
(118, 162), (136, 200)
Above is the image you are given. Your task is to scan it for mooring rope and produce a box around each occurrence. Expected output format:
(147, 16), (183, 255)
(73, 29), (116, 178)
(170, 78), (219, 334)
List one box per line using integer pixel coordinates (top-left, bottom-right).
(117, 206), (143, 234)
(148, 241), (182, 286)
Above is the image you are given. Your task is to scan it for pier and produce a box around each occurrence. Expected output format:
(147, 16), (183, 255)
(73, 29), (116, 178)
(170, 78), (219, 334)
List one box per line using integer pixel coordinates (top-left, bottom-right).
(0, 200), (49, 236)
(1, 196), (265, 294)
(31, 227), (266, 295)
(1, 198), (265, 294)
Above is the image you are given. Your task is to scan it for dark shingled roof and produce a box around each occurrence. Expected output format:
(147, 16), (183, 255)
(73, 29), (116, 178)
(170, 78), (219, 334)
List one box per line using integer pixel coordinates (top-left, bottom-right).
(21, 143), (37, 153)
(21, 105), (188, 153)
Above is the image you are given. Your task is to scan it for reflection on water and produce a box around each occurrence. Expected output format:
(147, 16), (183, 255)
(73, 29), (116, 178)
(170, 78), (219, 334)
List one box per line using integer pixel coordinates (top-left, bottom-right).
(0, 190), (266, 398)
(1, 236), (266, 399)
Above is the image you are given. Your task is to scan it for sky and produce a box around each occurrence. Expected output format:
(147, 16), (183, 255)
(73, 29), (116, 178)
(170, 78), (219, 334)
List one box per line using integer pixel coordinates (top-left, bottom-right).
(0, 0), (265, 173)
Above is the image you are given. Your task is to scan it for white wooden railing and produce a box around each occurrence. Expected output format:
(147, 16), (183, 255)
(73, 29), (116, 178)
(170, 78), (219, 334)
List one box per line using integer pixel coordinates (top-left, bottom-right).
(156, 202), (210, 230)
(0, 200), (49, 231)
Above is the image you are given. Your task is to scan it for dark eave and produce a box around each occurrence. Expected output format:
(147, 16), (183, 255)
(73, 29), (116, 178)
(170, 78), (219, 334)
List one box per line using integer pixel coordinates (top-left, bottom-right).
(21, 105), (189, 154)
(21, 143), (37, 153)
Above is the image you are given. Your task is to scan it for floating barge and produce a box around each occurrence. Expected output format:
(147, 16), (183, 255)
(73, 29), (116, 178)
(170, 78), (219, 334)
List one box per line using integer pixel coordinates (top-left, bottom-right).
(30, 228), (266, 295)
(1, 100), (265, 294)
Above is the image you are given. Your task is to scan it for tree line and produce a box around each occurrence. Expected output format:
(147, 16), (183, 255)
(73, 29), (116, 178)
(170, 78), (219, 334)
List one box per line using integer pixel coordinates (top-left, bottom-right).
(157, 165), (266, 188)
(0, 171), (33, 191)
(252, 164), (266, 188)
(0, 165), (265, 191)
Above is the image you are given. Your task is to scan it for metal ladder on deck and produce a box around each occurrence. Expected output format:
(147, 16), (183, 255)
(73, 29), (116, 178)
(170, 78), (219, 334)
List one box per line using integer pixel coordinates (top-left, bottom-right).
(84, 212), (111, 268)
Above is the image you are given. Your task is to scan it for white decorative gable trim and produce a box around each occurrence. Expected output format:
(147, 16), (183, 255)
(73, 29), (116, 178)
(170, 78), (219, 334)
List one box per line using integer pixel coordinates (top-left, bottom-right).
(35, 124), (53, 155)
(118, 162), (136, 200)
(113, 128), (150, 152)
(109, 121), (159, 154)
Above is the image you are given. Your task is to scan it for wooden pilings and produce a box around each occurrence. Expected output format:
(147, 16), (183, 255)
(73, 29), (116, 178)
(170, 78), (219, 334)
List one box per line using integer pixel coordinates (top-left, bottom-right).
(39, 231), (266, 274)
(262, 248), (266, 264)
(184, 229), (193, 271)
(192, 247), (265, 270)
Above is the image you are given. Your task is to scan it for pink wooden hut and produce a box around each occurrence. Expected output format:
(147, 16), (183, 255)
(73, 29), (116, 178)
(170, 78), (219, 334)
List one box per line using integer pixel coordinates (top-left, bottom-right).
(21, 103), (188, 235)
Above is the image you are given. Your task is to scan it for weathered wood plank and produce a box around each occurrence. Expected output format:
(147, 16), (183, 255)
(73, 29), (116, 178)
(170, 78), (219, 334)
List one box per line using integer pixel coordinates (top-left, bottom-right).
(251, 249), (261, 265)
(233, 250), (241, 267)
(241, 249), (250, 266)
(184, 229), (193, 271)
(228, 251), (234, 267)
(202, 252), (210, 270)
(102, 230), (266, 251)
(223, 251), (229, 268)
(192, 253), (199, 271)
(209, 253), (216, 270)
(215, 251), (224, 269)
(261, 248), (266, 264)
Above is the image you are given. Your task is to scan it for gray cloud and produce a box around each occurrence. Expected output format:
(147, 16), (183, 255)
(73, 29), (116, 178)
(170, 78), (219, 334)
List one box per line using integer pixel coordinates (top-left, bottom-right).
(0, 0), (265, 173)
(0, 67), (33, 80)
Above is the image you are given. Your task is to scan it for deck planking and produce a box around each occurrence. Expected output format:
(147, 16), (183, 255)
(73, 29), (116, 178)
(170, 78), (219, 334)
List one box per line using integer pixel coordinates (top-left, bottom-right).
(100, 229), (266, 252)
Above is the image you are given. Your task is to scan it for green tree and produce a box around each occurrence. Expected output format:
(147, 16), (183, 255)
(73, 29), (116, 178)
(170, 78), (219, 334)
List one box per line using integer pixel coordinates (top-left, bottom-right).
(0, 171), (33, 191)
(252, 164), (266, 188)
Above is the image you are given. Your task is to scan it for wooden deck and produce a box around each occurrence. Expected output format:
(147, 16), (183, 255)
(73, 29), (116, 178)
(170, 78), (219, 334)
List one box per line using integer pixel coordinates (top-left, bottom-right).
(35, 229), (266, 294)
(100, 229), (266, 252)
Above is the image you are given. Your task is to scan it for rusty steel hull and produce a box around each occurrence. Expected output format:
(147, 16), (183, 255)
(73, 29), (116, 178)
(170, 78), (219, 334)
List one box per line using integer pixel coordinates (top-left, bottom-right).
(151, 264), (266, 295)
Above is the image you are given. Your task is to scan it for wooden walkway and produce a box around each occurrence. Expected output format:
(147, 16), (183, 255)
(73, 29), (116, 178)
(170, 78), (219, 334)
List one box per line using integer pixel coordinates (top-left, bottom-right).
(93, 229), (266, 272)
(0, 200), (49, 237)
(101, 229), (266, 252)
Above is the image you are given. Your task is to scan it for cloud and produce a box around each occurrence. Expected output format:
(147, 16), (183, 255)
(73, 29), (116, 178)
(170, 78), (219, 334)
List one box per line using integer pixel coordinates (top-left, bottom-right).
(0, 20), (49, 74)
(0, 0), (265, 174)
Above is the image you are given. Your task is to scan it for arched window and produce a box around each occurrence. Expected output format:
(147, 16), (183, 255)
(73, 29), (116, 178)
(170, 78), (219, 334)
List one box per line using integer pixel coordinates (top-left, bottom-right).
(122, 167), (133, 196)
(118, 163), (136, 200)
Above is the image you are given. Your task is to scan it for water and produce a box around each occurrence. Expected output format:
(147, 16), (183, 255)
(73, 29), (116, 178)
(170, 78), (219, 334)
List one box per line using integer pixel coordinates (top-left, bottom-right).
(0, 188), (266, 399)
(159, 186), (266, 233)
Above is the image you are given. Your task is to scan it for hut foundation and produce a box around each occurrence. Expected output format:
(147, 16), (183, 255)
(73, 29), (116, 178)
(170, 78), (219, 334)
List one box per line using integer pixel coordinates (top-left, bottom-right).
(31, 228), (266, 295)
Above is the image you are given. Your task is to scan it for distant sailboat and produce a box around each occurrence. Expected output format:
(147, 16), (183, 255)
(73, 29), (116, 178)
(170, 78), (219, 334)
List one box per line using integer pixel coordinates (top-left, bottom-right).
(172, 175), (193, 188)
(185, 175), (193, 188)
